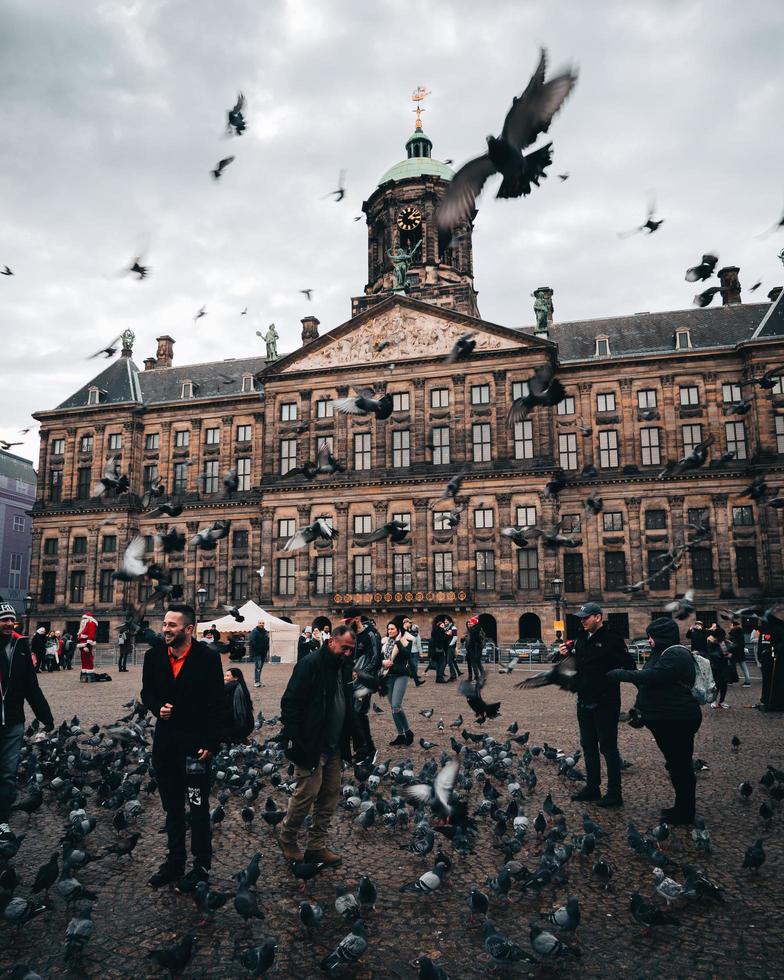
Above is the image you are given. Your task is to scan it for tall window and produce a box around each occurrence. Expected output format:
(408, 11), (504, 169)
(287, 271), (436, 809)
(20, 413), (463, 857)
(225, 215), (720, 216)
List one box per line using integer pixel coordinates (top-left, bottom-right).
(174, 430), (190, 448)
(108, 433), (122, 450)
(433, 511), (452, 531)
(353, 555), (372, 592)
(431, 426), (450, 465)
(236, 457), (252, 491)
(675, 329), (691, 350)
(722, 382), (742, 403)
(181, 381), (193, 399)
(598, 430), (619, 468)
(512, 380), (530, 401)
(637, 389), (657, 409)
(317, 435), (334, 456)
(475, 551), (495, 591)
(559, 433), (578, 470)
(595, 337), (609, 357)
(735, 547), (759, 588)
(277, 559), (295, 595)
(682, 424), (702, 456)
(471, 384), (490, 405)
(604, 553), (627, 590)
(144, 433), (159, 451)
(173, 462), (189, 493)
(203, 460), (219, 493)
(353, 514), (372, 536)
(76, 467), (91, 499)
(41, 571), (57, 604)
(205, 426), (220, 445)
(280, 402), (298, 422)
(732, 505), (754, 527)
(517, 549), (539, 590)
(101, 534), (117, 553)
(776, 416), (784, 454)
(98, 569), (113, 603)
(236, 424), (252, 443)
(169, 568), (184, 600)
(434, 552), (453, 590)
(72, 536), (87, 554)
(43, 538), (59, 556)
(563, 553), (584, 592)
(143, 464), (159, 491)
(472, 423), (491, 462)
(603, 512), (624, 532)
(316, 398), (334, 418)
(516, 506), (536, 527)
(392, 430), (410, 467)
(557, 395), (575, 416)
(392, 391), (410, 412)
(596, 392), (616, 413)
(49, 470), (63, 502)
(12, 515), (24, 533)
(316, 556), (333, 594)
(231, 566), (249, 602)
(354, 433), (371, 470)
(278, 518), (296, 538)
(241, 375), (254, 393)
(393, 554), (412, 591)
(725, 421), (747, 460)
(645, 509), (667, 530)
(280, 439), (297, 475)
(561, 513), (581, 533)
(233, 529), (249, 550)
(679, 386), (699, 407)
(647, 550), (670, 591)
(70, 570), (85, 604)
(51, 438), (65, 455)
(514, 420), (533, 460)
(640, 427), (661, 466)
(79, 434), (93, 453)
(474, 507), (494, 529)
(690, 548), (715, 588)
(8, 554), (21, 590)
(391, 512), (411, 531)
(431, 388), (449, 408)
(773, 375), (784, 395)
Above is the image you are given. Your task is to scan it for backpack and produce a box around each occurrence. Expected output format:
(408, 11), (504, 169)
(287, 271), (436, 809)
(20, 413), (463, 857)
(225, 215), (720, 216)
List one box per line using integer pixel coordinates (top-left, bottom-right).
(691, 652), (716, 705)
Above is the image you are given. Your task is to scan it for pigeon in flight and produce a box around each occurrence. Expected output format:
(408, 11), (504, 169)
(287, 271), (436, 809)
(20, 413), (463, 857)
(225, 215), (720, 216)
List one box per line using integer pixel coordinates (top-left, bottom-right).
(334, 389), (393, 419)
(445, 332), (477, 363)
(95, 457), (129, 497)
(507, 363), (565, 424)
(148, 500), (183, 518)
(664, 588), (696, 621)
(403, 760), (459, 819)
(190, 520), (230, 550)
(685, 253), (719, 282)
(515, 653), (577, 691)
(658, 434), (714, 478)
(284, 517), (338, 552)
(437, 48), (578, 237)
(88, 335), (122, 359)
(693, 286), (721, 307)
(618, 192), (664, 237)
(111, 537), (149, 581)
(300, 288), (314, 301)
(0, 440), (23, 450)
(432, 472), (466, 505)
(740, 363), (784, 389)
(0, 265), (12, 276)
(211, 156), (235, 180)
(194, 305), (207, 321)
(226, 92), (246, 135)
(501, 525), (540, 548)
(126, 256), (150, 280)
(354, 519), (410, 545)
(325, 169), (347, 202)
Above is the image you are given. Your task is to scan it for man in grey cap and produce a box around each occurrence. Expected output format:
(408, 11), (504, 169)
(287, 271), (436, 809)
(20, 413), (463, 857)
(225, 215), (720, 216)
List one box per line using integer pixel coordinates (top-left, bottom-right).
(559, 602), (634, 808)
(0, 600), (54, 831)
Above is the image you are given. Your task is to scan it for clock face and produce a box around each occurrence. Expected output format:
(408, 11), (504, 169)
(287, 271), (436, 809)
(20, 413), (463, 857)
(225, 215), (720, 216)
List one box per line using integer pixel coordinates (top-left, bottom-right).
(397, 205), (422, 231)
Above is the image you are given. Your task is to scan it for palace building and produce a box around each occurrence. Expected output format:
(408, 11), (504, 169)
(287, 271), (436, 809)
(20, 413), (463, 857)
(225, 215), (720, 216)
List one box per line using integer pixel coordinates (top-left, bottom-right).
(28, 113), (784, 647)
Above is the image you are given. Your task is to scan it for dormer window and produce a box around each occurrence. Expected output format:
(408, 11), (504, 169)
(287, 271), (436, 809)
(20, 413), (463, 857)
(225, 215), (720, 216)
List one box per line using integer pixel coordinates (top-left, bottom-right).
(87, 387), (101, 405)
(181, 380), (193, 399)
(241, 374), (254, 393)
(675, 328), (692, 350)
(595, 335), (610, 357)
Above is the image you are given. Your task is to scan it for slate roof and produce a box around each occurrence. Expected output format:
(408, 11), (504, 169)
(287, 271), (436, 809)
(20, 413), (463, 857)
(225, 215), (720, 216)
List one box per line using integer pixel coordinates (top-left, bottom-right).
(543, 302), (775, 362)
(57, 355), (143, 409)
(136, 355), (269, 404)
(0, 450), (36, 486)
(753, 287), (784, 339)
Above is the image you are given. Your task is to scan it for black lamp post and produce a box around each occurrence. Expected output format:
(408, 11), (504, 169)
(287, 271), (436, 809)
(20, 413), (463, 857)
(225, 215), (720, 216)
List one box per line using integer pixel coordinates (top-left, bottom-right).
(551, 577), (563, 638)
(23, 592), (34, 637)
(196, 586), (208, 617)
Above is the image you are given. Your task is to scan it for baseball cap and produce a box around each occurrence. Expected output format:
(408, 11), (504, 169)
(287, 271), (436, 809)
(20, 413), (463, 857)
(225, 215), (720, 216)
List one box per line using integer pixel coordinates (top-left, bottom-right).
(576, 602), (603, 618)
(304, 626), (313, 634)
(467, 616), (479, 627)
(0, 600), (16, 621)
(342, 608), (363, 621)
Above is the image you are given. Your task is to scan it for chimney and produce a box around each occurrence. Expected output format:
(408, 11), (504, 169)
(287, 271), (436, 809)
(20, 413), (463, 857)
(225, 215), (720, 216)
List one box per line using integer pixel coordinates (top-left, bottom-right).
(718, 266), (741, 305)
(532, 286), (554, 336)
(156, 335), (175, 367)
(301, 315), (320, 346)
(143, 357), (157, 371)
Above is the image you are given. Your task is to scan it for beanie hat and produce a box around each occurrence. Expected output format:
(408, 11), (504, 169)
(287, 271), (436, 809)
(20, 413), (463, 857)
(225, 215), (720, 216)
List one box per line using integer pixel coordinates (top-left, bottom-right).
(36, 626), (46, 634)
(467, 616), (480, 627)
(0, 600), (16, 621)
(646, 617), (680, 650)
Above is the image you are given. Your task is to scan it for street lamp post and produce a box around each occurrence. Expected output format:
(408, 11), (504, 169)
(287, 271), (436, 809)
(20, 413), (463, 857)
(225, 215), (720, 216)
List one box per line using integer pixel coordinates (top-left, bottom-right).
(23, 592), (34, 637)
(551, 577), (563, 640)
(196, 586), (208, 617)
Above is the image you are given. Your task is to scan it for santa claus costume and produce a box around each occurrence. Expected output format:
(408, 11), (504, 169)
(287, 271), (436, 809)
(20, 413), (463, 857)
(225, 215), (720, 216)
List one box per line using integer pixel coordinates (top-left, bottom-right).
(77, 612), (98, 681)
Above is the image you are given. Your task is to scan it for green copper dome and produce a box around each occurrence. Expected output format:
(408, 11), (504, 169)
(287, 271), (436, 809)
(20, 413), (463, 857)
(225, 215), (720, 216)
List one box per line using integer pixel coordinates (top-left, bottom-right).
(377, 128), (454, 186)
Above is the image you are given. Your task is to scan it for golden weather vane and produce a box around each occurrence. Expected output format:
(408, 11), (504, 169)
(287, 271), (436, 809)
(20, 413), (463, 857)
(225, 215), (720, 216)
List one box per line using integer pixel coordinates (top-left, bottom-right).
(411, 85), (430, 130)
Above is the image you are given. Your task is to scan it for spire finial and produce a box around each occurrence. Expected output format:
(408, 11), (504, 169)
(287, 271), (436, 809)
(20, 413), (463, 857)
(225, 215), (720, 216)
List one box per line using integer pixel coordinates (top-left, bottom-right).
(411, 85), (429, 131)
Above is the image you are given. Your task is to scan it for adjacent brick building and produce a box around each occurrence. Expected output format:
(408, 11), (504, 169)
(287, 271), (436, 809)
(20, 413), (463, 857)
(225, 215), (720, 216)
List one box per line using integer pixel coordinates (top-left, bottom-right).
(0, 450), (36, 618)
(28, 120), (784, 645)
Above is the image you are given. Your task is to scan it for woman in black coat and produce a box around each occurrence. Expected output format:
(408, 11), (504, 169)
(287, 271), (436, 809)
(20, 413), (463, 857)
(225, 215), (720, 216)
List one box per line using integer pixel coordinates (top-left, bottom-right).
(704, 622), (730, 708)
(220, 667), (254, 744)
(607, 617), (702, 825)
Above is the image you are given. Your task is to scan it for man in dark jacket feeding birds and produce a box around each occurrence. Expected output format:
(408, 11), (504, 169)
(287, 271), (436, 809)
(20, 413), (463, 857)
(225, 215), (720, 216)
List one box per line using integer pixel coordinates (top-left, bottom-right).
(279, 625), (365, 866)
(141, 604), (224, 891)
(560, 602), (635, 808)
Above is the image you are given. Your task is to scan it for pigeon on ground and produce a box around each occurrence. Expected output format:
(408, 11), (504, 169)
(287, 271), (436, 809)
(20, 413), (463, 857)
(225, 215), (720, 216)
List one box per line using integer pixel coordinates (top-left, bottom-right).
(147, 933), (197, 976)
(630, 893), (681, 934)
(299, 901), (325, 932)
(63, 903), (94, 963)
(653, 868), (686, 906)
(483, 920), (535, 966)
(546, 896), (580, 933)
(529, 923), (581, 958)
(319, 920), (368, 972)
(235, 937), (278, 976)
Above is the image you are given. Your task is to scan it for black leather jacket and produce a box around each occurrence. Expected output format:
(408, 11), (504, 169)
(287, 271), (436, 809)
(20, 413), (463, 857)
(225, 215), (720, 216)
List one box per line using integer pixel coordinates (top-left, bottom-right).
(572, 625), (635, 706)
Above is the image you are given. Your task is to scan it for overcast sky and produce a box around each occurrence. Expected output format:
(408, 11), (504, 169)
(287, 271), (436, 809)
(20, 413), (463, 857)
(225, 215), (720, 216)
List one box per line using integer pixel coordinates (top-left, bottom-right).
(1, 0), (783, 466)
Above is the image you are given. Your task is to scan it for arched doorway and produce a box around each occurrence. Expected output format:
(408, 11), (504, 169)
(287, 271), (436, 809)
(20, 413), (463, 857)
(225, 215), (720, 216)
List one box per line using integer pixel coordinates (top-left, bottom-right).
(565, 613), (582, 640)
(478, 613), (497, 644)
(518, 613), (542, 640)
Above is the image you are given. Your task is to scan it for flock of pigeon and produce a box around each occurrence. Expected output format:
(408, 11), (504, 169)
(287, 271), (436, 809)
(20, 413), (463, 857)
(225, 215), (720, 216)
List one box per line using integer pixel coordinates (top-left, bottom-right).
(0, 674), (781, 977)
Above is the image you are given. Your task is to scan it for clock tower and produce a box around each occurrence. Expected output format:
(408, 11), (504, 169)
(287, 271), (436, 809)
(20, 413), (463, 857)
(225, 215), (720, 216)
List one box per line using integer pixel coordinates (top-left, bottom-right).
(351, 96), (479, 318)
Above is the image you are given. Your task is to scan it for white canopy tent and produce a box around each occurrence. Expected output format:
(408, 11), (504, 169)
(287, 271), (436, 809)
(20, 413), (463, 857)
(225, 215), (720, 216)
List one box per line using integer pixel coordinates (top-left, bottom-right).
(196, 601), (300, 664)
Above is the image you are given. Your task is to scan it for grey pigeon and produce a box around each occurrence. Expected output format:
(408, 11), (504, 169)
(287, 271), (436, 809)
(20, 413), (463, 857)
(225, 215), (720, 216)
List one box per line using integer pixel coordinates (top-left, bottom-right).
(319, 920), (368, 972)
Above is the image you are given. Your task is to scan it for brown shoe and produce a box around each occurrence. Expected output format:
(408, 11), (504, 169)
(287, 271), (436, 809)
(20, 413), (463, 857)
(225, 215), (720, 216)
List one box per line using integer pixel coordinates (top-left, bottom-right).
(279, 838), (304, 862)
(303, 847), (342, 867)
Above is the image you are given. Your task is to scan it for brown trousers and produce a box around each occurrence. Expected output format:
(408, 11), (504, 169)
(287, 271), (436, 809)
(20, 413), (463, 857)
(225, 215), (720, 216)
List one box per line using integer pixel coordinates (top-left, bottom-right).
(280, 752), (342, 850)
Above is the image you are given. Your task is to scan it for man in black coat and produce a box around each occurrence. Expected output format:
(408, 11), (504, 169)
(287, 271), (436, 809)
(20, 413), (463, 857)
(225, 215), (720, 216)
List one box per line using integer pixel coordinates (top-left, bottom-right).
(141, 603), (224, 891)
(344, 609), (381, 764)
(248, 619), (269, 688)
(0, 602), (54, 830)
(278, 625), (363, 866)
(560, 602), (635, 808)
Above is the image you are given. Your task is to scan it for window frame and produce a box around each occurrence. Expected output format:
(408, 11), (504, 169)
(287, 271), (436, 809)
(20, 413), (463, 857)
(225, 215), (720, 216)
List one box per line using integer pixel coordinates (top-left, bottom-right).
(474, 507), (494, 530)
(470, 384), (490, 406)
(392, 429), (410, 467)
(280, 402), (298, 423)
(203, 459), (220, 493)
(475, 550), (496, 591)
(637, 389), (657, 410)
(277, 558), (296, 596)
(174, 429), (190, 449)
(353, 554), (372, 592)
(353, 432), (371, 470)
(280, 438), (297, 475)
(433, 551), (453, 590)
(205, 426), (221, 445)
(392, 391), (410, 413)
(596, 392), (616, 413)
(640, 426), (661, 466)
(598, 429), (619, 468)
(679, 385), (700, 407)
(559, 432), (578, 470)
(517, 548), (539, 590)
(514, 419), (534, 460)
(236, 424), (252, 443)
(431, 425), (450, 465)
(144, 432), (159, 451)
(107, 433), (122, 451)
(604, 552), (627, 590)
(602, 511), (624, 532)
(430, 387), (449, 409)
(472, 422), (491, 462)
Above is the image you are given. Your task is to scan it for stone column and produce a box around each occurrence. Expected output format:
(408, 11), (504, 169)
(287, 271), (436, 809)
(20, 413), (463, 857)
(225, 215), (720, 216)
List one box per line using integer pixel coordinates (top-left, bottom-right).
(413, 497), (430, 589)
(412, 379), (426, 464)
(711, 493), (733, 596)
(668, 496), (689, 595)
(496, 492), (514, 597)
(86, 527), (100, 610)
(158, 421), (173, 492)
(626, 497), (643, 585)
(618, 379), (635, 464)
(374, 501), (388, 592)
(297, 504), (312, 604)
(493, 370), (509, 461)
(659, 375), (676, 462)
(186, 521), (201, 606)
(253, 412), (266, 488)
(578, 383), (594, 469)
(258, 509), (274, 604)
(452, 375), (467, 462)
(334, 502), (350, 596)
(65, 427), (77, 498)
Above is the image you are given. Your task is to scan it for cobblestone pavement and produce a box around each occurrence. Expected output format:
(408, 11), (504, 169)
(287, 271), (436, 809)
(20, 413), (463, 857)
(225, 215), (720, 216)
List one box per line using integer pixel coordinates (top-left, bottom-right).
(1, 662), (782, 979)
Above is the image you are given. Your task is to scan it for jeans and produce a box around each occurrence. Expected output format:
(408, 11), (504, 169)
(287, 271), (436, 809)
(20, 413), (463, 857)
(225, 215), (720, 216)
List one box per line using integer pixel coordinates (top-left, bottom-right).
(645, 715), (702, 818)
(353, 695), (375, 759)
(153, 747), (212, 870)
(118, 644), (131, 672)
(254, 657), (265, 685)
(409, 649), (420, 680)
(0, 723), (25, 823)
(467, 653), (485, 684)
(387, 675), (410, 734)
(280, 752), (342, 850)
(737, 660), (750, 684)
(446, 648), (460, 679)
(577, 701), (622, 797)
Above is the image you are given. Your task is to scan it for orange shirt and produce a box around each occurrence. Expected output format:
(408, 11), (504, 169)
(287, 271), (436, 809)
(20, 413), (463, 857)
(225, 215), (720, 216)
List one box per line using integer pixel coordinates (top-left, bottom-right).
(167, 640), (192, 679)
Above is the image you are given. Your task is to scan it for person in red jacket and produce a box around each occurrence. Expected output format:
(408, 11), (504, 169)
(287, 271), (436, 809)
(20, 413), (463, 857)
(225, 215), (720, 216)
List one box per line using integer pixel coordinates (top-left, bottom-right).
(77, 612), (98, 682)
